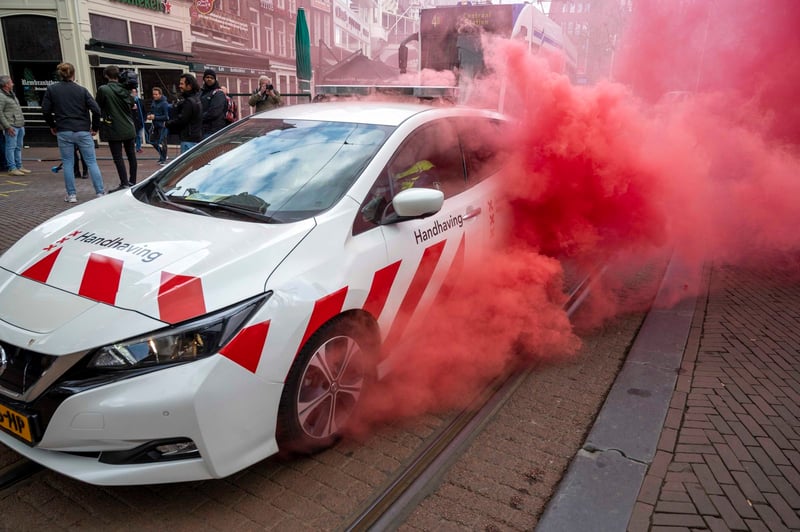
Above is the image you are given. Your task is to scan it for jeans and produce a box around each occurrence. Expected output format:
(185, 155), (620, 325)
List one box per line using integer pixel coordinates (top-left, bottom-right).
(108, 138), (138, 185)
(3, 126), (25, 170)
(135, 127), (144, 151)
(57, 130), (105, 196)
(180, 141), (197, 154)
(150, 126), (169, 162)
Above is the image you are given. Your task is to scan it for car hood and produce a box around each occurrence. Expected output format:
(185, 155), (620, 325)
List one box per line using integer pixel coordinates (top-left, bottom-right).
(0, 192), (315, 328)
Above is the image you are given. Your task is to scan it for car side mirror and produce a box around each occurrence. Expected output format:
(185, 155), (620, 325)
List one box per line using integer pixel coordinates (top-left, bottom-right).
(381, 188), (444, 224)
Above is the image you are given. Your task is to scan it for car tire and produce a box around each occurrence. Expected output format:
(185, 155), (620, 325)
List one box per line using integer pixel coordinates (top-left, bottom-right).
(277, 314), (378, 455)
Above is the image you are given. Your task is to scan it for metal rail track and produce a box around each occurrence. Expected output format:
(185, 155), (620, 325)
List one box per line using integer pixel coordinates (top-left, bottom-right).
(343, 266), (604, 531)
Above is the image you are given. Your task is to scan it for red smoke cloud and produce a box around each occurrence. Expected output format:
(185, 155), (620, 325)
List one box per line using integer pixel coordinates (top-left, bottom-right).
(348, 0), (800, 434)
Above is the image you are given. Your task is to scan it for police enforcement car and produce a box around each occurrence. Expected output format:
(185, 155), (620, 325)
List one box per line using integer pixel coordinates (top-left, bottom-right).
(0, 101), (509, 485)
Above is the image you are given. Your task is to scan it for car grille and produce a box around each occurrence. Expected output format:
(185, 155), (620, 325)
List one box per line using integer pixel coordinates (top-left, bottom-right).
(0, 340), (58, 395)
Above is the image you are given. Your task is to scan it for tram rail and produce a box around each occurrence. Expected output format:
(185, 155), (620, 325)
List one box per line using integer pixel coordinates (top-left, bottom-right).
(344, 265), (606, 531)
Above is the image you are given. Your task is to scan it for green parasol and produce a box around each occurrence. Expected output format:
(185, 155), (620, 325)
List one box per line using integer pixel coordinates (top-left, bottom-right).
(295, 8), (312, 94)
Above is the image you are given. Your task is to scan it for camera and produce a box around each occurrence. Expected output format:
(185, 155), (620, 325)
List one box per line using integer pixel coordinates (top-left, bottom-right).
(266, 84), (274, 91)
(119, 70), (139, 90)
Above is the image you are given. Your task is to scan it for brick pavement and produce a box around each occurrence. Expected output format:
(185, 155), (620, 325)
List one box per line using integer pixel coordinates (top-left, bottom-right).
(629, 262), (800, 531)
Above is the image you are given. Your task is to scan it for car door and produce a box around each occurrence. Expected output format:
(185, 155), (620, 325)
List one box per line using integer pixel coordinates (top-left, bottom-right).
(353, 117), (485, 352)
(456, 115), (510, 253)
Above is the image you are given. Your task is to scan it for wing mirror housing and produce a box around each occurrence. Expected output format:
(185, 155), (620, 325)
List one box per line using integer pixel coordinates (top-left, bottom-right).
(382, 188), (444, 224)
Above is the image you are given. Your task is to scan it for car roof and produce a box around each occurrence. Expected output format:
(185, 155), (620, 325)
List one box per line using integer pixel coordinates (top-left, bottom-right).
(250, 101), (499, 127)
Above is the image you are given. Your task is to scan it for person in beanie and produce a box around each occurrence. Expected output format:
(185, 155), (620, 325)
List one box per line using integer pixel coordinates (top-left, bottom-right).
(96, 66), (138, 191)
(199, 68), (227, 138)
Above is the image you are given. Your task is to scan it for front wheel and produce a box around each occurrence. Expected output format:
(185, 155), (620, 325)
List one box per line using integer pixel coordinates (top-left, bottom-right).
(277, 315), (377, 454)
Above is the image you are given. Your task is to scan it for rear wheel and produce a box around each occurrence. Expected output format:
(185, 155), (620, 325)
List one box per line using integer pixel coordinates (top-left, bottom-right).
(277, 315), (377, 454)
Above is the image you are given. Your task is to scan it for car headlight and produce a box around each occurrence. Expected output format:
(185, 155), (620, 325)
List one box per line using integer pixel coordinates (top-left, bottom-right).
(88, 293), (270, 370)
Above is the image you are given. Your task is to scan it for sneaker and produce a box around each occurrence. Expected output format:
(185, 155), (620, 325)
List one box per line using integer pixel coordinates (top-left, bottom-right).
(51, 165), (61, 173)
(18, 168), (32, 174)
(111, 184), (130, 192)
(136, 149), (143, 153)
(158, 160), (167, 165)
(64, 194), (77, 203)
(80, 174), (89, 179)
(96, 192), (106, 197)
(8, 169), (25, 176)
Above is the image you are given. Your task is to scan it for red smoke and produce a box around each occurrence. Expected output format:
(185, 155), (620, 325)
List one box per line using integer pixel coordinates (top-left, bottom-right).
(347, 0), (800, 435)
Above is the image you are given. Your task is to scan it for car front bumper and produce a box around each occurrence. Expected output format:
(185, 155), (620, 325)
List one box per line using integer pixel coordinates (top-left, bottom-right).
(0, 355), (284, 485)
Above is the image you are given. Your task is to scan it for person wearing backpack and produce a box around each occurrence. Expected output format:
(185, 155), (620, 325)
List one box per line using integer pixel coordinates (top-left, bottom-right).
(219, 86), (237, 124)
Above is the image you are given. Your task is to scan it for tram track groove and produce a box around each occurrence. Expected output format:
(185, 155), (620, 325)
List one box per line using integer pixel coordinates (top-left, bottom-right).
(344, 264), (609, 531)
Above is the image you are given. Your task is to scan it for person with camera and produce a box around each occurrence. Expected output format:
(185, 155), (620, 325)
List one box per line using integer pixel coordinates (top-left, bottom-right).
(96, 66), (137, 191)
(249, 75), (282, 113)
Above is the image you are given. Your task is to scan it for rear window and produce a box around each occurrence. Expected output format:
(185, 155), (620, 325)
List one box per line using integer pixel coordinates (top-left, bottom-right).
(155, 118), (394, 222)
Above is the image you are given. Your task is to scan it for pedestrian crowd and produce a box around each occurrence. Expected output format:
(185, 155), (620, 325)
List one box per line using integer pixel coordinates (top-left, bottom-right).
(3, 65), (284, 203)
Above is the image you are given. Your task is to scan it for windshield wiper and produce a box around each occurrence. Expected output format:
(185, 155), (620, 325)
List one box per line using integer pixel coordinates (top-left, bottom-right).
(201, 201), (278, 222)
(153, 183), (211, 216)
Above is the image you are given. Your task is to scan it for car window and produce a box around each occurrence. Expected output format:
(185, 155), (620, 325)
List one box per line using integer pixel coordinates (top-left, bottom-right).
(386, 120), (466, 199)
(154, 119), (394, 222)
(355, 119), (466, 234)
(456, 117), (509, 184)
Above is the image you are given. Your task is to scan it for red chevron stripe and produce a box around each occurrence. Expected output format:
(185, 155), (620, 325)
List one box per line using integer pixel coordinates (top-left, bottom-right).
(158, 272), (206, 323)
(382, 240), (446, 349)
(296, 286), (348, 357)
(79, 253), (123, 305)
(220, 321), (270, 373)
(20, 248), (62, 283)
(362, 260), (401, 320)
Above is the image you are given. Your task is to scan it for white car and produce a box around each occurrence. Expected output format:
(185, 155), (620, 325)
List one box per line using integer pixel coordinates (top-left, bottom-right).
(0, 101), (509, 485)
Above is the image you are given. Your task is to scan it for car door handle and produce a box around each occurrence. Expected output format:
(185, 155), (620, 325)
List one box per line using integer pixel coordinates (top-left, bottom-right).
(463, 207), (482, 220)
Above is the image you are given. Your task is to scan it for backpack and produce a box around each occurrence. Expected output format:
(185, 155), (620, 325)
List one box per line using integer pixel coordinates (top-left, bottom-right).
(224, 94), (237, 123)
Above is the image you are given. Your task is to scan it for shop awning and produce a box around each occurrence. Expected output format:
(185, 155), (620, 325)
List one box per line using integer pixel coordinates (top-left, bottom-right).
(86, 39), (193, 68)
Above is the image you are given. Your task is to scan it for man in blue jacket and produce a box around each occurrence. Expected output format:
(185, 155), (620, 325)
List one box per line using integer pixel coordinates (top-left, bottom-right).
(147, 86), (171, 164)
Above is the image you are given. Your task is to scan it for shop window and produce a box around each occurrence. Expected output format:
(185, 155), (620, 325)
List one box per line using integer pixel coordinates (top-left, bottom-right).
(90, 13), (129, 44)
(155, 27), (183, 52)
(131, 22), (154, 48)
(2, 14), (62, 107)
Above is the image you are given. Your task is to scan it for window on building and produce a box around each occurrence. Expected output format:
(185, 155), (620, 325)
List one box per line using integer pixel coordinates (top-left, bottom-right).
(155, 27), (182, 52)
(228, 0), (241, 16)
(278, 19), (286, 56)
(278, 0), (285, 10)
(90, 14), (129, 44)
(567, 21), (574, 34)
(324, 15), (331, 45)
(265, 16), (274, 54)
(577, 3), (583, 13)
(289, 24), (296, 58)
(131, 22), (154, 48)
(289, 0), (296, 14)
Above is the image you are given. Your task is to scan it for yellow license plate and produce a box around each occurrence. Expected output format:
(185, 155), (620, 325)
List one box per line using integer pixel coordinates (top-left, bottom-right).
(0, 403), (33, 443)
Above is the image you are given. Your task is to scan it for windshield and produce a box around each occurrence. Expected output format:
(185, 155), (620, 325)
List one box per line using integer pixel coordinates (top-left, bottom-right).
(153, 118), (394, 222)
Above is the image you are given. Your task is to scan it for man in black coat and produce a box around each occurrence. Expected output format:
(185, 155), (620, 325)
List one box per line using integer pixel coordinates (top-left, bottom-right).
(165, 73), (203, 154)
(199, 69), (227, 139)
